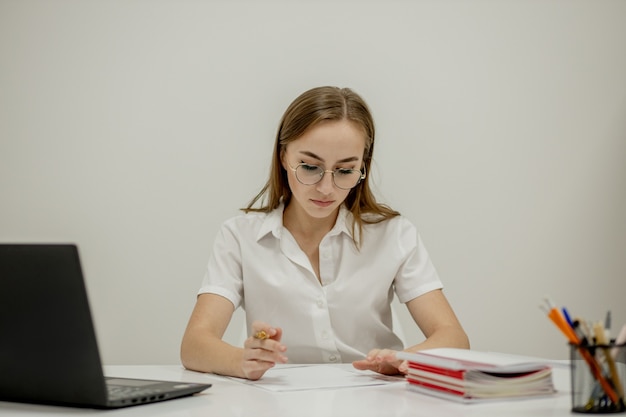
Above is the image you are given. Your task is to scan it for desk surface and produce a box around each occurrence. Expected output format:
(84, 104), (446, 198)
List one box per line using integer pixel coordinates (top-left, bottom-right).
(0, 364), (573, 417)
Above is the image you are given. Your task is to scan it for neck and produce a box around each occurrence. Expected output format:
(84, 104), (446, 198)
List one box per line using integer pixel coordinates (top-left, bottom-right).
(283, 203), (339, 237)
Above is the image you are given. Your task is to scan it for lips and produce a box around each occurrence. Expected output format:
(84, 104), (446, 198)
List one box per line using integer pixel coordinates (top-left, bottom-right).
(311, 199), (334, 208)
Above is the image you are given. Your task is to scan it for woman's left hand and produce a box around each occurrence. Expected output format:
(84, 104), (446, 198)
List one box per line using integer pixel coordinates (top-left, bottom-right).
(352, 348), (407, 375)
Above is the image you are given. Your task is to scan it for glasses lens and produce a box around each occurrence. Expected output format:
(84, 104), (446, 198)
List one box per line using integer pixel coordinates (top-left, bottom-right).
(295, 164), (324, 185)
(333, 169), (362, 189)
(294, 164), (363, 189)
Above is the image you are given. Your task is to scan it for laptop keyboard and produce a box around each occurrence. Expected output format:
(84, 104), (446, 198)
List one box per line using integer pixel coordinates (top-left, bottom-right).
(107, 384), (166, 401)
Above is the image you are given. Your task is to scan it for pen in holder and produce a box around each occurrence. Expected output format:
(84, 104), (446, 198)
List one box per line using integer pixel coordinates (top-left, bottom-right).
(570, 342), (626, 414)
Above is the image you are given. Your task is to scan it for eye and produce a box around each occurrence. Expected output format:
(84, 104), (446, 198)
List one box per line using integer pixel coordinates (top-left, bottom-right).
(300, 163), (321, 172)
(335, 168), (357, 176)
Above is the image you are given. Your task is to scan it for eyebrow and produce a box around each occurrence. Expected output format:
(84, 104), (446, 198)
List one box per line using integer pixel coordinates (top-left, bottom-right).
(298, 150), (359, 164)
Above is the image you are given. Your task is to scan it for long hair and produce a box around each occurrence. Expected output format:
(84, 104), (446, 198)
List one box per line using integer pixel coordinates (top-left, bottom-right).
(243, 86), (399, 247)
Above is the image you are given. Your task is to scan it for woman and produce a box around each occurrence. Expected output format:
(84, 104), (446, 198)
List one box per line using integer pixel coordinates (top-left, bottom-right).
(181, 86), (469, 380)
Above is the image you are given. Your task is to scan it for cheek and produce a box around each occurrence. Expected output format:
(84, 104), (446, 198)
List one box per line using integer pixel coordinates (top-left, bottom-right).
(285, 169), (301, 192)
(337, 188), (351, 202)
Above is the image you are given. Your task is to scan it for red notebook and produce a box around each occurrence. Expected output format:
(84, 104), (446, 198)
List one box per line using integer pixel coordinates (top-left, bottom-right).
(396, 348), (556, 403)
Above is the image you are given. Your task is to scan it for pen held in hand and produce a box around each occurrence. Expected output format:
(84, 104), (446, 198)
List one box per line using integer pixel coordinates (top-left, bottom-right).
(254, 330), (270, 340)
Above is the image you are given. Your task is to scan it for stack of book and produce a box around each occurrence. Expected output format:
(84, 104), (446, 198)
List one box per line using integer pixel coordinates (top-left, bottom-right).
(396, 348), (556, 403)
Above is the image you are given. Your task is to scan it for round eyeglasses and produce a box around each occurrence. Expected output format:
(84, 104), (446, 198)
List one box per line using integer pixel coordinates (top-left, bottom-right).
(288, 162), (366, 190)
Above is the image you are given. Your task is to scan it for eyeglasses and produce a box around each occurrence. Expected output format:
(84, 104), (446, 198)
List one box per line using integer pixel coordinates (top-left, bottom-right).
(288, 162), (366, 190)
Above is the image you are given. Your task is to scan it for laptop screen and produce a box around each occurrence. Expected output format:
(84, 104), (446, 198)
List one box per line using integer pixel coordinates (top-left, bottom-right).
(0, 244), (110, 406)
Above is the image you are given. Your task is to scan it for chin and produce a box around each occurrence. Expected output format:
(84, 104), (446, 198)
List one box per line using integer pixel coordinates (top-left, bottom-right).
(306, 203), (339, 218)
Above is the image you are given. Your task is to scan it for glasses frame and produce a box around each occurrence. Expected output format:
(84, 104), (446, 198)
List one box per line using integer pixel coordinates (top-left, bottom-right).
(287, 162), (366, 190)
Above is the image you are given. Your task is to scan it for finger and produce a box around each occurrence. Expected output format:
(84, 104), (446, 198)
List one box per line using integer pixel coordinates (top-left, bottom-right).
(352, 359), (399, 375)
(244, 329), (287, 351)
(375, 349), (397, 360)
(352, 359), (373, 371)
(250, 321), (282, 341)
(370, 349), (400, 364)
(251, 320), (272, 337)
(242, 359), (276, 381)
(354, 349), (403, 375)
(364, 349), (382, 361)
(243, 343), (288, 365)
(271, 326), (283, 341)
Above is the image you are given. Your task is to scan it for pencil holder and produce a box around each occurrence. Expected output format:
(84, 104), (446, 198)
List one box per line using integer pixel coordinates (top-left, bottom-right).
(570, 343), (626, 413)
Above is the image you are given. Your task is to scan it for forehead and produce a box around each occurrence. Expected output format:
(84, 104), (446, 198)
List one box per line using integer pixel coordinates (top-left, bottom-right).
(286, 120), (366, 160)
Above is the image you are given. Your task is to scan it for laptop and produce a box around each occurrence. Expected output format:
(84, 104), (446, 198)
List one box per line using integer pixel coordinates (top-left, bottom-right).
(0, 244), (211, 409)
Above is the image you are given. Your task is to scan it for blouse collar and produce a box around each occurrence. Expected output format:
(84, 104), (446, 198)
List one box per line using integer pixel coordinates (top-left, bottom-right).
(257, 203), (352, 242)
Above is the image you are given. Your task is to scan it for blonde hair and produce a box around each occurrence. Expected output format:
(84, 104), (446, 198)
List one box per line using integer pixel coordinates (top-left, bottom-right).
(243, 86), (399, 247)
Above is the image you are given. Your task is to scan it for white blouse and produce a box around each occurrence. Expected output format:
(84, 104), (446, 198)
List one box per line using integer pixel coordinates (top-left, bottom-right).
(198, 204), (443, 363)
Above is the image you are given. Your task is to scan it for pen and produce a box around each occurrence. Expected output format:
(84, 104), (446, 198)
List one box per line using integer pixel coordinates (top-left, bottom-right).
(254, 330), (270, 340)
(594, 322), (624, 401)
(572, 320), (589, 345)
(541, 298), (578, 343)
(575, 318), (593, 344)
(562, 307), (575, 330)
(612, 324), (626, 359)
(604, 310), (612, 340)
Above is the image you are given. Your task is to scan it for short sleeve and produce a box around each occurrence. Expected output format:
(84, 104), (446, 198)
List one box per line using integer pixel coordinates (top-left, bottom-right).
(393, 218), (443, 304)
(198, 220), (244, 309)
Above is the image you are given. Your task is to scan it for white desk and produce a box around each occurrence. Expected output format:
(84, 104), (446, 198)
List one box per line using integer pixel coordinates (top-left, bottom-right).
(0, 364), (573, 416)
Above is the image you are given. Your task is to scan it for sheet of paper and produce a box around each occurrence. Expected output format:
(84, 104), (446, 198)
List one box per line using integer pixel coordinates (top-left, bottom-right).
(226, 364), (404, 392)
(397, 349), (560, 372)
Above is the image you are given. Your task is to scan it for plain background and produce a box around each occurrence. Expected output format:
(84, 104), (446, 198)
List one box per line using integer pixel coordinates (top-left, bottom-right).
(1, 0), (625, 365)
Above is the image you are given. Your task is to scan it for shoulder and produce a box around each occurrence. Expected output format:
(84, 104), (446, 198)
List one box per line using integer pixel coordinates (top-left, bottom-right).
(219, 206), (282, 240)
(361, 214), (417, 243)
(362, 213), (415, 231)
(222, 210), (267, 229)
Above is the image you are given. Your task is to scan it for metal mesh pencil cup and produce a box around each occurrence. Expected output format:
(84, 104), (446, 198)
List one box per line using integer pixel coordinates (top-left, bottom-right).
(570, 343), (626, 414)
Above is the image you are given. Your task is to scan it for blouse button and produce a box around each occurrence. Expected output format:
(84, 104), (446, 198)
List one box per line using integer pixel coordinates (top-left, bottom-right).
(328, 354), (338, 362)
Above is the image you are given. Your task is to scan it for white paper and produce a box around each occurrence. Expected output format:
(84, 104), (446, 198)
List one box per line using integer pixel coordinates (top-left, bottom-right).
(396, 348), (555, 372)
(226, 364), (404, 392)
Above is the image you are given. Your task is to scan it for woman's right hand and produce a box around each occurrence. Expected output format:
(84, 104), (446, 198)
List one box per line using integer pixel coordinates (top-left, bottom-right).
(241, 320), (288, 380)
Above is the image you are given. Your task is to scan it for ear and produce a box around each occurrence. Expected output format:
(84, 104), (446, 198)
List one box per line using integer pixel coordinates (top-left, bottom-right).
(280, 147), (287, 170)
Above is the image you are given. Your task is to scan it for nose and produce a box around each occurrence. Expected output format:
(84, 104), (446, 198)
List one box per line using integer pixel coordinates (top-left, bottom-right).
(315, 171), (335, 194)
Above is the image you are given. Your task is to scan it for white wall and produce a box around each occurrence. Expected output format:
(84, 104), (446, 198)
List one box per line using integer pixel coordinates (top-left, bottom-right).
(1, 0), (625, 365)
